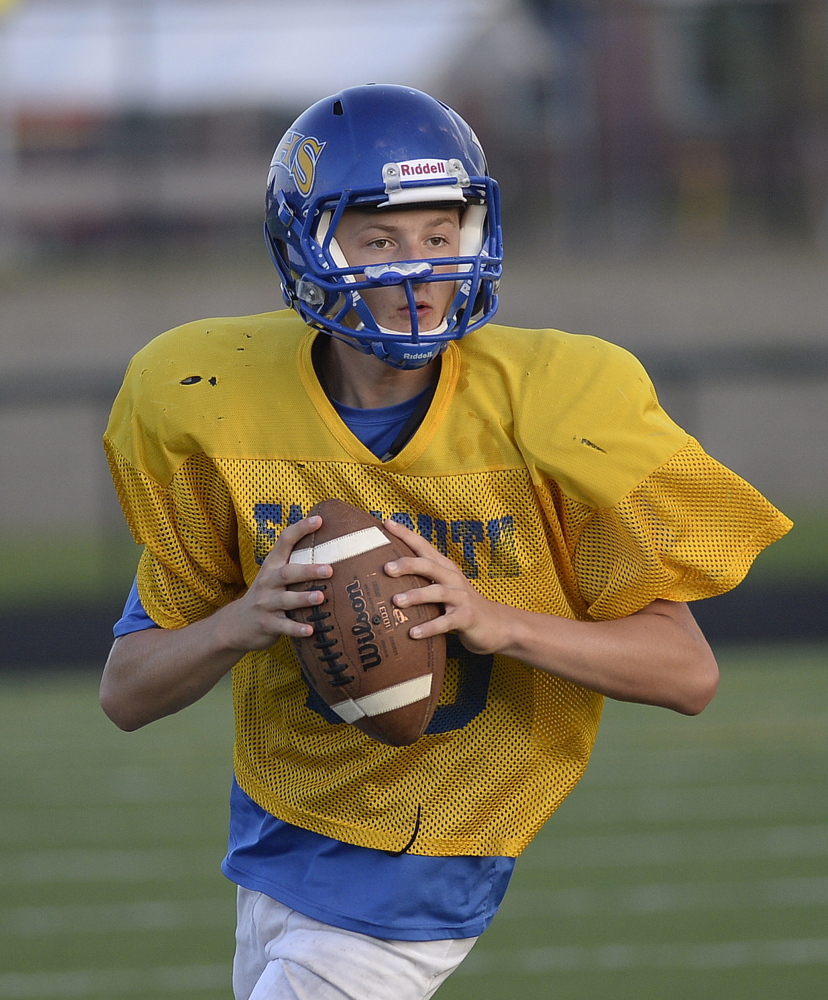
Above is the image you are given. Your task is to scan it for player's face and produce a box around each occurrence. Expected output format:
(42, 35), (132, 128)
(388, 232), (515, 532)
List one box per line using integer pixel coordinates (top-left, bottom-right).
(334, 206), (461, 334)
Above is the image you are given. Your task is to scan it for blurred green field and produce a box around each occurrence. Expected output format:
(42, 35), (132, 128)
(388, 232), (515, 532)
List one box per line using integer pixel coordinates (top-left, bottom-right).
(1, 643), (826, 1000)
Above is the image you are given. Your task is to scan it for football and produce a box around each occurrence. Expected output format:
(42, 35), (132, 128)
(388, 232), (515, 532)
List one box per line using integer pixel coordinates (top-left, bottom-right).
(287, 500), (446, 746)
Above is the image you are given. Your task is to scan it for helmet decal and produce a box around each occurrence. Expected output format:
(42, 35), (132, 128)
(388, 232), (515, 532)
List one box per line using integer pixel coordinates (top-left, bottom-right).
(271, 130), (327, 197)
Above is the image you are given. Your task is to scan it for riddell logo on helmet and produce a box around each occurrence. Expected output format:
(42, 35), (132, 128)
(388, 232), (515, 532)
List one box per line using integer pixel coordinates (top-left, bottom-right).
(397, 159), (451, 179)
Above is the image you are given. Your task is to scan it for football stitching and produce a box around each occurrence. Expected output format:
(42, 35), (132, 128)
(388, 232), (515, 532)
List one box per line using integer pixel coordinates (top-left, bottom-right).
(306, 585), (354, 687)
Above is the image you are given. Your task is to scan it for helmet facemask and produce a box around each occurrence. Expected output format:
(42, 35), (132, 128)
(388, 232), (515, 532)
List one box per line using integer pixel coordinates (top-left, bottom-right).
(265, 85), (503, 369)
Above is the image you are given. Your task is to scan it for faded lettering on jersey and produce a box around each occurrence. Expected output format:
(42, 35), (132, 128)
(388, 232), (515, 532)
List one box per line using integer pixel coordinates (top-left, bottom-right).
(271, 129), (326, 197)
(252, 503), (522, 580)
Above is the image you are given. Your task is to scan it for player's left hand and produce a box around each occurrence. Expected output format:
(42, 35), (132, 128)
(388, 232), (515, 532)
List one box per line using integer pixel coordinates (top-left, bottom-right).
(382, 518), (512, 656)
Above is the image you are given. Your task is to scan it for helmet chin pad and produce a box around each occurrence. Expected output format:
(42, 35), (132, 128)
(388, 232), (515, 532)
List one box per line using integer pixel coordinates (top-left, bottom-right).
(369, 338), (447, 370)
(317, 322), (447, 370)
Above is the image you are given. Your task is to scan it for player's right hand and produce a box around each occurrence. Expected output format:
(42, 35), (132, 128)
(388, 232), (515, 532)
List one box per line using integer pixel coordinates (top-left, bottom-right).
(218, 516), (332, 651)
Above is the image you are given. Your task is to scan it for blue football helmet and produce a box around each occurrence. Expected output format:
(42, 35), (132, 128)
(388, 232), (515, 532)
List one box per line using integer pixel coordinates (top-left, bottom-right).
(265, 84), (502, 369)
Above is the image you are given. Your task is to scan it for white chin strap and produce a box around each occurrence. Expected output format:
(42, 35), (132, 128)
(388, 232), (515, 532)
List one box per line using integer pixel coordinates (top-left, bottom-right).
(376, 317), (448, 337)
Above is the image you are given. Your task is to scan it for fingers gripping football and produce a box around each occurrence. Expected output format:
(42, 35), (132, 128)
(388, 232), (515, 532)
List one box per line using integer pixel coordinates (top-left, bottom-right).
(382, 518), (510, 656)
(225, 516), (333, 650)
(285, 501), (446, 746)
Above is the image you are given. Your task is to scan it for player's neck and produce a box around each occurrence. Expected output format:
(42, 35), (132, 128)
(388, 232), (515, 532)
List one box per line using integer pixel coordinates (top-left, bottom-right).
(315, 336), (439, 410)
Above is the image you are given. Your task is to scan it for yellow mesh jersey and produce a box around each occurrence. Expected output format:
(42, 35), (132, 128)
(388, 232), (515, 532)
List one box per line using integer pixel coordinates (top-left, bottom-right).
(104, 311), (792, 856)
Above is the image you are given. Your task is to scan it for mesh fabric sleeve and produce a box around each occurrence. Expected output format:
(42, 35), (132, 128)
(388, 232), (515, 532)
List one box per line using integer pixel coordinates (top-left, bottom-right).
(105, 445), (245, 630)
(551, 437), (792, 621)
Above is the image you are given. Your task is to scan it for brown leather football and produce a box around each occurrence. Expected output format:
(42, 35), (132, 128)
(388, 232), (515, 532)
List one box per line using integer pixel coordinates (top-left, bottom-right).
(286, 499), (445, 746)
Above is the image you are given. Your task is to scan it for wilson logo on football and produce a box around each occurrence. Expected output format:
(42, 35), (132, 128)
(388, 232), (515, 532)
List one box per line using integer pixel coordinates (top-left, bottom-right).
(346, 579), (382, 670)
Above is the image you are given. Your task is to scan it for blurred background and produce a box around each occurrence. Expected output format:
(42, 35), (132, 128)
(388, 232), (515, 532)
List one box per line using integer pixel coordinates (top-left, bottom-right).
(1, 0), (826, 662)
(0, 3), (826, 999)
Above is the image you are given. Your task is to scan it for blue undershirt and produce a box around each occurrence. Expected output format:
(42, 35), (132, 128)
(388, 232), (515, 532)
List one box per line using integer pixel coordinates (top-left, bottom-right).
(329, 391), (425, 460)
(113, 387), (515, 940)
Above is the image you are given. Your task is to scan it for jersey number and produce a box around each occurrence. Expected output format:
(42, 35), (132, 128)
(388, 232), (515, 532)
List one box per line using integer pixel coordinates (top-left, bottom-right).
(303, 635), (493, 735)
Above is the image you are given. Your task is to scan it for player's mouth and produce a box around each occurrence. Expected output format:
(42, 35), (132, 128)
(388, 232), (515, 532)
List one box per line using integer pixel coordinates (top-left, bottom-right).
(399, 301), (436, 326)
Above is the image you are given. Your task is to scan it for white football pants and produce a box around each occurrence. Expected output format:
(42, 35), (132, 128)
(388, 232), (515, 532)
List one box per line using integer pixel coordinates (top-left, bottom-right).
(233, 887), (479, 1000)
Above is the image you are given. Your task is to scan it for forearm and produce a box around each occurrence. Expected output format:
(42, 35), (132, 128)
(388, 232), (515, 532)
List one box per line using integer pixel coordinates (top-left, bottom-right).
(100, 605), (246, 731)
(385, 518), (720, 717)
(480, 599), (719, 715)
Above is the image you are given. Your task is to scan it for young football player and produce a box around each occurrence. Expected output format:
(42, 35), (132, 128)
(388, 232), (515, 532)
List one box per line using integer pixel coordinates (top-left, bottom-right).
(100, 84), (792, 1000)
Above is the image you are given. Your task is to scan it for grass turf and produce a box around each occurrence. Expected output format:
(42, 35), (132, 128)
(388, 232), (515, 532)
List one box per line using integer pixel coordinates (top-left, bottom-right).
(0, 643), (826, 999)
